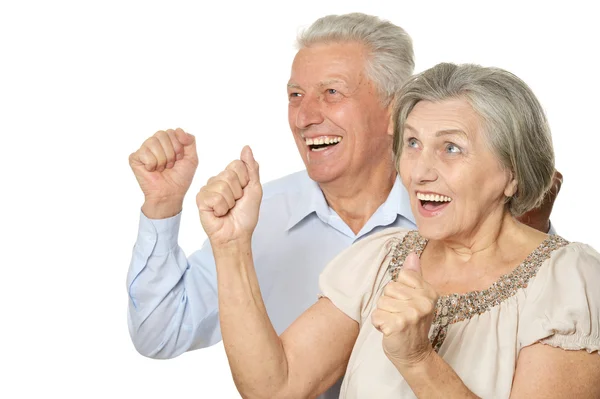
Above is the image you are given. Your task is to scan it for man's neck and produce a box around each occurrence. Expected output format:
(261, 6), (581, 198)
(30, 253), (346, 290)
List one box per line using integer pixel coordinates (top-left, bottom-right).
(319, 166), (397, 235)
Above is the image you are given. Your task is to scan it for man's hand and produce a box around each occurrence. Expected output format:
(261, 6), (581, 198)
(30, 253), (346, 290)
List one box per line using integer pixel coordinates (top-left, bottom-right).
(196, 146), (262, 248)
(517, 170), (563, 233)
(129, 128), (199, 219)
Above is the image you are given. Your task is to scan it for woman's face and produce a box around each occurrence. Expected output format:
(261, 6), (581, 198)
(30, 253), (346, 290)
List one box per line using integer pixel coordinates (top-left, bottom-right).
(399, 98), (517, 242)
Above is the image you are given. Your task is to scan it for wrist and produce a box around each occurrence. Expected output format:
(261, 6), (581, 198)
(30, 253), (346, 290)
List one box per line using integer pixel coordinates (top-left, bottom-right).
(142, 197), (184, 219)
(211, 237), (253, 257)
(391, 347), (435, 374)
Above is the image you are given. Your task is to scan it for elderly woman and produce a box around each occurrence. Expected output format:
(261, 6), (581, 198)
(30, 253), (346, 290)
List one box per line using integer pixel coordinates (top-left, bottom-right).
(196, 63), (600, 398)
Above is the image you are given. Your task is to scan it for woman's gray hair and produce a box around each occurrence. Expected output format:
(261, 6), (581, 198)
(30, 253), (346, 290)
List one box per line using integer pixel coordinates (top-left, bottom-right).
(296, 13), (414, 106)
(393, 63), (555, 216)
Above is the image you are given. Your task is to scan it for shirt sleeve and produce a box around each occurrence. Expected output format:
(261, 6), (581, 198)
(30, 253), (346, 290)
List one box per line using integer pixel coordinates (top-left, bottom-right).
(319, 228), (409, 324)
(126, 210), (221, 359)
(519, 243), (600, 355)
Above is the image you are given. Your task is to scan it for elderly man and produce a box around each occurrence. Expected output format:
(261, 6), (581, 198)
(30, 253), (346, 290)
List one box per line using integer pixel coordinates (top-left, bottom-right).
(126, 12), (560, 399)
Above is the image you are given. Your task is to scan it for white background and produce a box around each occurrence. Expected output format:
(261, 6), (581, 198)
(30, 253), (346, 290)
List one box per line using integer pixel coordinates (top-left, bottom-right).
(1, 0), (598, 398)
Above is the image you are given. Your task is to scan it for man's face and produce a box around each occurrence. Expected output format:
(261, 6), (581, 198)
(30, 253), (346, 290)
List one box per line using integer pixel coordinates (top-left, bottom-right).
(287, 42), (393, 184)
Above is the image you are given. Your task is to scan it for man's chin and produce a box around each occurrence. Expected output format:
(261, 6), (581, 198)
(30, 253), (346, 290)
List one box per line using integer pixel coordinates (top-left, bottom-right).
(305, 166), (345, 185)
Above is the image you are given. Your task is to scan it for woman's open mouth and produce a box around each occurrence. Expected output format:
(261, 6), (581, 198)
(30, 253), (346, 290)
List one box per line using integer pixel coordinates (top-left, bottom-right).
(417, 192), (452, 215)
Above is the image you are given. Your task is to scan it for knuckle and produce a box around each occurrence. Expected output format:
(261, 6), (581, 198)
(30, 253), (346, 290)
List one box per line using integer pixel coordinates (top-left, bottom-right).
(214, 180), (231, 193)
(221, 169), (238, 183)
(196, 190), (208, 207)
(405, 307), (421, 323)
(383, 283), (395, 297)
(155, 130), (169, 139)
(371, 313), (384, 329)
(394, 314), (408, 331)
(371, 309), (382, 321)
(147, 136), (160, 146)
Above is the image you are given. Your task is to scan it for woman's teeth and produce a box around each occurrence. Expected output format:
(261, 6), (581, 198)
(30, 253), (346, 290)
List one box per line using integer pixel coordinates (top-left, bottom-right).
(416, 193), (452, 202)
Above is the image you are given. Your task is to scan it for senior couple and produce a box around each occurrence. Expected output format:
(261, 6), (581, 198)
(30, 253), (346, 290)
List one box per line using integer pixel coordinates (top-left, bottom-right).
(127, 13), (600, 398)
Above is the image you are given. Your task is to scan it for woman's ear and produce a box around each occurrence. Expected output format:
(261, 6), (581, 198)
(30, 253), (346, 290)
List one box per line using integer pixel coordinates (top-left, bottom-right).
(504, 173), (518, 197)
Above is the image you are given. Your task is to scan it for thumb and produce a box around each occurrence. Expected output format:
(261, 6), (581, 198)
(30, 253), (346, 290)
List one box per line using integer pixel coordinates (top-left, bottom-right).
(241, 145), (260, 184)
(403, 252), (422, 275)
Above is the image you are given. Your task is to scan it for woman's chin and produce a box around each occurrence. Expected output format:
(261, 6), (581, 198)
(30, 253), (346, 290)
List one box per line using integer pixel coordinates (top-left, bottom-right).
(416, 223), (451, 241)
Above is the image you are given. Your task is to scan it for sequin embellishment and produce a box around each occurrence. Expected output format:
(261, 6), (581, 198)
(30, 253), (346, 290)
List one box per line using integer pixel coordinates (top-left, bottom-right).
(388, 231), (569, 352)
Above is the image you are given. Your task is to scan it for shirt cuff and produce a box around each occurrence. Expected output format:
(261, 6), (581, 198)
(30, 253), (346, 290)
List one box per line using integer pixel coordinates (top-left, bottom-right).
(136, 210), (182, 255)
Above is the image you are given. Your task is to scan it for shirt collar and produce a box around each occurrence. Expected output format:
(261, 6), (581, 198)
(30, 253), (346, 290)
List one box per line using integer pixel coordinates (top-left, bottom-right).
(382, 175), (416, 225)
(285, 173), (415, 230)
(285, 174), (329, 231)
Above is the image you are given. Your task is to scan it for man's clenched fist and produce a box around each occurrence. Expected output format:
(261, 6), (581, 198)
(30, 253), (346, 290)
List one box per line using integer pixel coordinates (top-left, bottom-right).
(129, 128), (198, 219)
(196, 146), (262, 248)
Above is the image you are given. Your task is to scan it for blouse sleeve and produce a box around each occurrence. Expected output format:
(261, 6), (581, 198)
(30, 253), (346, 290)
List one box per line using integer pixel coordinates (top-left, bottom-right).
(519, 242), (600, 354)
(318, 228), (409, 324)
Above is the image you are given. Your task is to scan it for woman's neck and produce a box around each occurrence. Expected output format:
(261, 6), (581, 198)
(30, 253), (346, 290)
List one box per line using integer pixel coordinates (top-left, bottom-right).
(421, 212), (548, 295)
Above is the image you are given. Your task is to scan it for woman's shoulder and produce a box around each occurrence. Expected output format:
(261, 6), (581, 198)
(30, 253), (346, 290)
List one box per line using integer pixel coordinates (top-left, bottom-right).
(519, 239), (600, 353)
(525, 237), (600, 297)
(542, 239), (600, 279)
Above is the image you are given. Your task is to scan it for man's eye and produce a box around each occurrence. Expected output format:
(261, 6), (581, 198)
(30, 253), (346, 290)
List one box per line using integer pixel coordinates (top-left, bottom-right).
(327, 89), (337, 95)
(289, 92), (301, 98)
(445, 143), (461, 153)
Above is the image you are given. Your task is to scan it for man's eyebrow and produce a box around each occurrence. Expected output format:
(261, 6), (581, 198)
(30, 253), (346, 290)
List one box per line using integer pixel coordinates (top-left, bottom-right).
(318, 79), (347, 87)
(287, 79), (349, 90)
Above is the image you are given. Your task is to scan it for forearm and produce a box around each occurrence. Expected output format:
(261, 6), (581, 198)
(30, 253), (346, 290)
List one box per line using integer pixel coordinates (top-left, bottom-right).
(128, 213), (221, 357)
(128, 247), (198, 357)
(214, 241), (289, 399)
(393, 352), (480, 399)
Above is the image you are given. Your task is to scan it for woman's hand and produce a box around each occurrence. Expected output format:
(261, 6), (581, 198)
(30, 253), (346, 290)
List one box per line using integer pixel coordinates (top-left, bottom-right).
(372, 253), (439, 368)
(196, 146), (262, 248)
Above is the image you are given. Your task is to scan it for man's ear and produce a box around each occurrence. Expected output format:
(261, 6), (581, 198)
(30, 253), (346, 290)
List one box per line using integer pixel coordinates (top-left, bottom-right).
(386, 99), (396, 137)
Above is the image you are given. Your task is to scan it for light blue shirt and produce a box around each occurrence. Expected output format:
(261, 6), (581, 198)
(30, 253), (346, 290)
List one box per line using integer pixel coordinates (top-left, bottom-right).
(126, 170), (415, 397)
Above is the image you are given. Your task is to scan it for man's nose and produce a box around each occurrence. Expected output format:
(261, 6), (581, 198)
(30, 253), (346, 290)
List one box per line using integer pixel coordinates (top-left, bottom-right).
(294, 93), (324, 129)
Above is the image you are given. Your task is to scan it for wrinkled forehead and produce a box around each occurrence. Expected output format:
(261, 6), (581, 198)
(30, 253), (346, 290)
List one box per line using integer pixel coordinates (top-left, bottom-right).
(404, 99), (485, 139)
(289, 41), (371, 83)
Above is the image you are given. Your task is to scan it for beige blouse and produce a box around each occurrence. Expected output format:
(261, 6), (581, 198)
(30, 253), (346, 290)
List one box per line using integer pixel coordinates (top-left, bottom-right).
(319, 228), (600, 399)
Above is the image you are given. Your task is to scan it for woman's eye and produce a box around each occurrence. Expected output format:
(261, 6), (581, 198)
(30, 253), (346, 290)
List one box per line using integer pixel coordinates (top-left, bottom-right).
(407, 138), (418, 148)
(445, 143), (461, 153)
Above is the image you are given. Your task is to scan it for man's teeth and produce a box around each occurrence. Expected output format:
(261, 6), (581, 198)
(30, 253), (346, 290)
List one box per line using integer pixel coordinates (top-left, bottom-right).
(416, 193), (452, 202)
(305, 136), (342, 146)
